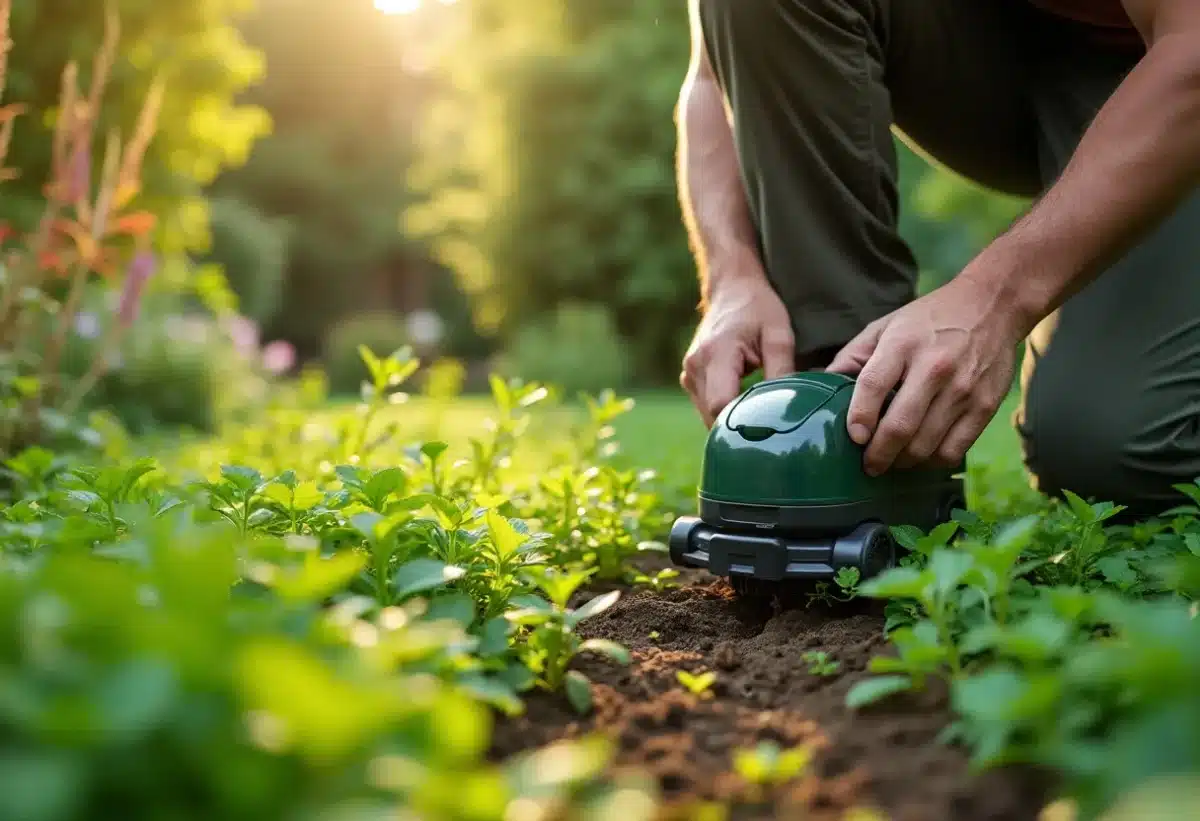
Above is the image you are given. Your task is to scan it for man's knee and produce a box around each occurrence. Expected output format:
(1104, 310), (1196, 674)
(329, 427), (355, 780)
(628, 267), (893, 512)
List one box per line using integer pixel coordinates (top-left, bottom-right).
(1016, 378), (1200, 516)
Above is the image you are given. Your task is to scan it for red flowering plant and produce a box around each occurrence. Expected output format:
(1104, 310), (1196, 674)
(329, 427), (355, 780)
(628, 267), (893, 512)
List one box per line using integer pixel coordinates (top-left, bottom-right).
(0, 2), (164, 456)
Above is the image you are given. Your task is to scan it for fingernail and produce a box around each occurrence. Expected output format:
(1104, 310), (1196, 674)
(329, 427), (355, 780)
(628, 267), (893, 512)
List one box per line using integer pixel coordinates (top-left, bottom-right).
(849, 424), (869, 444)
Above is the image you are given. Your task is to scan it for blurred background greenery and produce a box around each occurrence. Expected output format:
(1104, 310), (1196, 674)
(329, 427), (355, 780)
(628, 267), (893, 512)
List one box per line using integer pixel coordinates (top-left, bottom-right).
(7, 0), (1028, 436)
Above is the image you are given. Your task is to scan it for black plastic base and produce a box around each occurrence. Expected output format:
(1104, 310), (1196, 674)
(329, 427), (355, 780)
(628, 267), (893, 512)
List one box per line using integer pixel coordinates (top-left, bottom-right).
(668, 517), (896, 583)
(668, 481), (964, 590)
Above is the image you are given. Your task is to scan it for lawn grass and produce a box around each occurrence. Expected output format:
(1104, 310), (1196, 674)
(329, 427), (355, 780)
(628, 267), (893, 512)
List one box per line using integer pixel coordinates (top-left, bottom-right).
(308, 386), (1028, 507)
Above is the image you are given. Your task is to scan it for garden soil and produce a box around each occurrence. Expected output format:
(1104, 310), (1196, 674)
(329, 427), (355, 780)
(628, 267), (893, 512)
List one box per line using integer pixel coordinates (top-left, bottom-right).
(489, 558), (1057, 821)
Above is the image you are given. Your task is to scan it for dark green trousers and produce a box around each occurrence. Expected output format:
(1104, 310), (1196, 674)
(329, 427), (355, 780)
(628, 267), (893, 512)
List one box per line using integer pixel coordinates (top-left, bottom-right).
(696, 0), (1200, 515)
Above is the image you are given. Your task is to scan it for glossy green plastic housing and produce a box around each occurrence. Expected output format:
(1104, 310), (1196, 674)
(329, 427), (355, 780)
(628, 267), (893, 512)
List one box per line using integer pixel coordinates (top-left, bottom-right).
(700, 371), (957, 507)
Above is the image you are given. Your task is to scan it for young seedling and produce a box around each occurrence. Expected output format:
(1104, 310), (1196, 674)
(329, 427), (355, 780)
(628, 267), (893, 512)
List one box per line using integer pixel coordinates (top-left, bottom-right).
(806, 566), (861, 608)
(676, 669), (717, 698)
(801, 650), (840, 677)
(632, 567), (680, 593)
(505, 566), (630, 714)
(1055, 489), (1127, 586)
(732, 741), (814, 802)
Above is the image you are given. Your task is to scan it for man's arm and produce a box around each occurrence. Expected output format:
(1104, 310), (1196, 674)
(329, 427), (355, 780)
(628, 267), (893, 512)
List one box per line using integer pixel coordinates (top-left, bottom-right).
(677, 0), (796, 426)
(675, 2), (764, 309)
(968, 0), (1200, 329)
(828, 0), (1200, 475)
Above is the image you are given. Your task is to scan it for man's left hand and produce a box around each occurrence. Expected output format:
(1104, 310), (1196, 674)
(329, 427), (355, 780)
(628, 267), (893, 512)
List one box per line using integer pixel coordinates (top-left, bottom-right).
(826, 274), (1029, 476)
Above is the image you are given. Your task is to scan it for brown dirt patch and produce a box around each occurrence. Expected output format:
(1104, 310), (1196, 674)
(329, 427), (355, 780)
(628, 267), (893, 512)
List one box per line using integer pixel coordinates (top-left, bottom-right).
(489, 563), (1056, 820)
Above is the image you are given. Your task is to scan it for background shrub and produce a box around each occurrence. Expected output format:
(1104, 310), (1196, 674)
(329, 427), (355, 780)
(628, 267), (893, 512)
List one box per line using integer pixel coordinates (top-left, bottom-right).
(58, 292), (268, 436)
(203, 196), (293, 326)
(323, 311), (412, 396)
(497, 302), (632, 398)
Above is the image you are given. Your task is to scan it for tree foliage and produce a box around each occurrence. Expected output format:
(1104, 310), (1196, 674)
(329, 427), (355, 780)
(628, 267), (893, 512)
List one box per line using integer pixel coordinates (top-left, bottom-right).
(209, 0), (446, 359)
(3, 0), (270, 287)
(408, 0), (1031, 385)
(408, 0), (696, 384)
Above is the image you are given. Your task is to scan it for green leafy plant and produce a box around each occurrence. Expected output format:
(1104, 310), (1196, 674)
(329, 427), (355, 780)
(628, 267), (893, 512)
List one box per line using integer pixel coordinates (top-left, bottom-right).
(806, 565), (861, 607)
(504, 566), (630, 714)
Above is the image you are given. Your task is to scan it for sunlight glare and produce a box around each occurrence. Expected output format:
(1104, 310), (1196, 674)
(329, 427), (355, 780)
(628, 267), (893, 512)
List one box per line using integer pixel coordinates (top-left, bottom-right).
(375, 0), (421, 14)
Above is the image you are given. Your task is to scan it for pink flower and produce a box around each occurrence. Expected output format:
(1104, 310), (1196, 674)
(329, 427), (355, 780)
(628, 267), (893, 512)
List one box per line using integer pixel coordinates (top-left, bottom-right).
(262, 340), (296, 375)
(118, 250), (156, 327)
(224, 314), (260, 355)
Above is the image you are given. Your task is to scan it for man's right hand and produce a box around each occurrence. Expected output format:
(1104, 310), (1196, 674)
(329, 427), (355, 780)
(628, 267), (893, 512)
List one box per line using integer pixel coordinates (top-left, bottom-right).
(680, 278), (796, 427)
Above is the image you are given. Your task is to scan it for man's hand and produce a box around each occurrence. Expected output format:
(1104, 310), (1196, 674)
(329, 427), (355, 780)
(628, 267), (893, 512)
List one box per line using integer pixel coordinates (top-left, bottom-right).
(826, 273), (1028, 476)
(681, 279), (795, 427)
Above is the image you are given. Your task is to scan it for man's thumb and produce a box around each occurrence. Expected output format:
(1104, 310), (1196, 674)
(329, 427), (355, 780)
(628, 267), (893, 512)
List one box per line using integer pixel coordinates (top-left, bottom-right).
(827, 322), (881, 375)
(760, 326), (795, 379)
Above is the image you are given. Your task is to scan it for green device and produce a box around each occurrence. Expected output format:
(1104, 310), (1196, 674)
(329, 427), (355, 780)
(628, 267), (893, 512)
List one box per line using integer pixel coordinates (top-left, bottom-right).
(668, 371), (965, 597)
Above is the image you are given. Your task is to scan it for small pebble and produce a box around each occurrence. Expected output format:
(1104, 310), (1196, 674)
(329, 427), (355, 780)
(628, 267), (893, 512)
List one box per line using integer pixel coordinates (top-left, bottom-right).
(714, 641), (742, 670)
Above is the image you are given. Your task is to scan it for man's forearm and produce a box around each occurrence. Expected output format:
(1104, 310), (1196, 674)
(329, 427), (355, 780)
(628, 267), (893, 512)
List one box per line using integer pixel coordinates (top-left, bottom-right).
(675, 56), (764, 308)
(969, 33), (1200, 334)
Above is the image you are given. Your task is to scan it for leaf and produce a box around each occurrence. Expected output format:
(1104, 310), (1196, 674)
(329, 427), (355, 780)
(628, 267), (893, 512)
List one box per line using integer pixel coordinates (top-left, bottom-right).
(1096, 555), (1138, 588)
(349, 511), (385, 541)
(423, 592), (476, 627)
(117, 458), (159, 500)
(844, 675), (913, 709)
(506, 735), (613, 794)
(476, 617), (512, 657)
(564, 670), (593, 715)
(421, 441), (449, 463)
(273, 550), (367, 602)
(858, 567), (928, 600)
(891, 524), (925, 551)
(928, 548), (975, 599)
(498, 661), (536, 693)
(221, 464), (265, 493)
(950, 667), (1029, 724)
(568, 589), (620, 625)
(579, 639), (630, 665)
(676, 669), (717, 694)
(364, 467), (408, 504)
(0, 750), (84, 821)
(928, 520), (961, 546)
(64, 489), (101, 510)
(1062, 489), (1096, 524)
(457, 675), (524, 718)
(94, 660), (178, 744)
(247, 508), (275, 529)
(393, 558), (466, 600)
(261, 484), (294, 507)
(290, 482), (325, 511)
(486, 508), (527, 558)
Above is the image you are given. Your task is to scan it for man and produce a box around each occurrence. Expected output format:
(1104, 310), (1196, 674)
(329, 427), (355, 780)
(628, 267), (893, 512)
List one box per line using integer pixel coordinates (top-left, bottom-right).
(676, 0), (1200, 516)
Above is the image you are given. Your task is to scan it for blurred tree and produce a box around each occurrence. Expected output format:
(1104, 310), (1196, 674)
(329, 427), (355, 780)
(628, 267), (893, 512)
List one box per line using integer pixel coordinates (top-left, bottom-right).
(3, 0), (270, 289)
(203, 195), (292, 325)
(408, 0), (1032, 386)
(408, 0), (696, 384)
(206, 0), (483, 362)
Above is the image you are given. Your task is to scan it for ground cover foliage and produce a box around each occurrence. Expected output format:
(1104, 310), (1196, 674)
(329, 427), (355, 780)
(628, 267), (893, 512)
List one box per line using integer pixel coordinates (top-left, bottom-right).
(2, 343), (1199, 821)
(1, 5), (1199, 820)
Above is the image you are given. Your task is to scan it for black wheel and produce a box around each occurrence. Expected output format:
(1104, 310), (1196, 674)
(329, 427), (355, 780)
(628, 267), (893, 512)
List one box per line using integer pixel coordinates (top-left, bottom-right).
(832, 522), (896, 580)
(939, 492), (966, 524)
